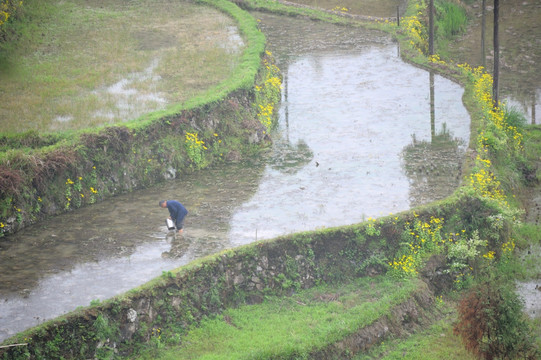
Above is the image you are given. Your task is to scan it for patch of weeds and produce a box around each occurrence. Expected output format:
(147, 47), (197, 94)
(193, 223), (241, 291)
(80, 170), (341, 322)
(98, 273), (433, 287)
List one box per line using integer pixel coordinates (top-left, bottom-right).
(161, 271), (174, 279)
(357, 252), (389, 275)
(184, 132), (208, 169)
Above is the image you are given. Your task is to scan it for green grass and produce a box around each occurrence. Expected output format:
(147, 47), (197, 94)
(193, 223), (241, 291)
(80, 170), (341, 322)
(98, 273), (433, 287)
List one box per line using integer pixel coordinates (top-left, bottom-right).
(0, 0), (243, 134)
(353, 311), (476, 360)
(524, 125), (541, 171)
(134, 276), (423, 359)
(435, 0), (468, 39)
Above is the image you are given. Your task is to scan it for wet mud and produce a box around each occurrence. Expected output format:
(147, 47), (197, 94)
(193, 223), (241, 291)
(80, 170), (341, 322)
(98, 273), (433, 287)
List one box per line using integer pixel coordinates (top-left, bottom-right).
(284, 0), (407, 18)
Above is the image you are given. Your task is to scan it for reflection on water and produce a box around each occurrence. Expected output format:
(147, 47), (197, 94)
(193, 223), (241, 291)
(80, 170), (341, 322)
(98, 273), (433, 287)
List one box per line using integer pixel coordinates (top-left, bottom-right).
(444, 0), (540, 124)
(227, 44), (469, 246)
(0, 14), (471, 342)
(402, 125), (465, 208)
(401, 72), (465, 208)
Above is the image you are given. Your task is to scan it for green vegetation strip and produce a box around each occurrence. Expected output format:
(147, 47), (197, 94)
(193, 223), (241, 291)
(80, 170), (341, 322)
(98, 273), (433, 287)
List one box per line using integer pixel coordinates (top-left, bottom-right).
(354, 314), (476, 360)
(136, 276), (421, 359)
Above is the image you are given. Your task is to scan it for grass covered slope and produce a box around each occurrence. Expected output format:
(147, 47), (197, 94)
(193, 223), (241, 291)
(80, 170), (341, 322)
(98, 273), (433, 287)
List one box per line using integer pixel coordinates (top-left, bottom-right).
(136, 276), (433, 359)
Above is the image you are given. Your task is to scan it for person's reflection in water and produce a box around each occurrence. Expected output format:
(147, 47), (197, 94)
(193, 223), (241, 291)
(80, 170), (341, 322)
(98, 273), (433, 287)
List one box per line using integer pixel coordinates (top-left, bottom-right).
(162, 233), (190, 259)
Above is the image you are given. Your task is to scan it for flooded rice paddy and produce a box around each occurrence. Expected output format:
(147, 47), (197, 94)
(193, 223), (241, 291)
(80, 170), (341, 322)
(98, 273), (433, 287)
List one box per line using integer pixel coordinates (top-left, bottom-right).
(0, 0), (244, 133)
(0, 14), (473, 341)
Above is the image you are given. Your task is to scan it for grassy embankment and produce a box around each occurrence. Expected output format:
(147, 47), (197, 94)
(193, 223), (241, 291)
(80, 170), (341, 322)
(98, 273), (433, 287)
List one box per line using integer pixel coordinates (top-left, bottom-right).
(136, 277), (448, 360)
(131, 0), (541, 359)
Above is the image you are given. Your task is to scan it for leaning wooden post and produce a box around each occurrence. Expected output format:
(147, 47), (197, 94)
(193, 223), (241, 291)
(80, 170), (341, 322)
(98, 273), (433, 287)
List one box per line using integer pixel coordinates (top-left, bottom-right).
(428, 0), (434, 55)
(481, 0), (486, 67)
(493, 0), (500, 107)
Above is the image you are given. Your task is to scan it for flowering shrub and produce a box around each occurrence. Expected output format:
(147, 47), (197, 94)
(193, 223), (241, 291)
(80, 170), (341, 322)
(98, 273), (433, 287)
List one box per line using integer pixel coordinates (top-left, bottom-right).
(455, 63), (524, 213)
(365, 217), (381, 236)
(469, 156), (506, 203)
(0, 0), (22, 28)
(254, 51), (282, 133)
(388, 254), (419, 278)
(331, 6), (348, 13)
(428, 54), (446, 66)
(462, 64), (523, 153)
(388, 216), (451, 279)
(402, 2), (428, 56)
(185, 132), (207, 168)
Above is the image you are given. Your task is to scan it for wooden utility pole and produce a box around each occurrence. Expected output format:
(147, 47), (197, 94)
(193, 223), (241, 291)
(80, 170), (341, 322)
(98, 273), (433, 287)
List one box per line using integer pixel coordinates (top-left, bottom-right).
(429, 0), (434, 55)
(493, 0), (500, 106)
(430, 71), (435, 141)
(481, 0), (486, 67)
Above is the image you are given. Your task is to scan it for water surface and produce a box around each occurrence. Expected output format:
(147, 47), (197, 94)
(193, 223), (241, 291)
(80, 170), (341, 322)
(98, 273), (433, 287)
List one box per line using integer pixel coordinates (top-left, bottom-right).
(445, 0), (541, 124)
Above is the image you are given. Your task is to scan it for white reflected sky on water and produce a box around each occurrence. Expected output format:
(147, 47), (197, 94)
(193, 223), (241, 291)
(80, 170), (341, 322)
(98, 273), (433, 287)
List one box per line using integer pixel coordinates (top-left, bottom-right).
(228, 45), (469, 246)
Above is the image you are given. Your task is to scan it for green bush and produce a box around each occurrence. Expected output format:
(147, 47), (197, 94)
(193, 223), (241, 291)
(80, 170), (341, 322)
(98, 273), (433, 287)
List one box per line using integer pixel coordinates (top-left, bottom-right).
(454, 279), (540, 359)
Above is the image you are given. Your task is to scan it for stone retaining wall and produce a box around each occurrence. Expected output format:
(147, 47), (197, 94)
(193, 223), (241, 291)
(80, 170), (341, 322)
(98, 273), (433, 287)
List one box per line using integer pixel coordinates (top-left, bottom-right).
(0, 224), (395, 358)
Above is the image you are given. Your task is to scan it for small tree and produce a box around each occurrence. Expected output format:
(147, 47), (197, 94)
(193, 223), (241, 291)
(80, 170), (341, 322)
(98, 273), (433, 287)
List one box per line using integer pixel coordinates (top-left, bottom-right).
(454, 281), (539, 359)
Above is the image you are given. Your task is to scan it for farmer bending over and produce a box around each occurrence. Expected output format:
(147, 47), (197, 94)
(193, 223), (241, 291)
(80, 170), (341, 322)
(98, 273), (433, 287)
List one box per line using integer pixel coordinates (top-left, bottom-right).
(159, 200), (188, 234)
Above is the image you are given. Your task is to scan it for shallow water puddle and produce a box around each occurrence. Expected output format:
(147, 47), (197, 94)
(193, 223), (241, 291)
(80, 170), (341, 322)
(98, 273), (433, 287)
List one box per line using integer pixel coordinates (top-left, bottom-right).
(0, 16), (470, 341)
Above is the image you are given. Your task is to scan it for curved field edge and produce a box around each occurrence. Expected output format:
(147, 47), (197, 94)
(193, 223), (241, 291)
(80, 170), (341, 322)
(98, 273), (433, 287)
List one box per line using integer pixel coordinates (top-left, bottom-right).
(238, 0), (541, 358)
(0, 0), (281, 236)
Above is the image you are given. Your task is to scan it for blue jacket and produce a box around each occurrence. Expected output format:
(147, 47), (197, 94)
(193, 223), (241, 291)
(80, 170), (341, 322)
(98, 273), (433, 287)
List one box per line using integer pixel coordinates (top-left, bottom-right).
(167, 200), (188, 222)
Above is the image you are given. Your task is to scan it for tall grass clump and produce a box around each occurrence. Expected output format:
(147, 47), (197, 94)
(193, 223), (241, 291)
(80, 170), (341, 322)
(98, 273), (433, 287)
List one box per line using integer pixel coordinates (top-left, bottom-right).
(435, 0), (468, 39)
